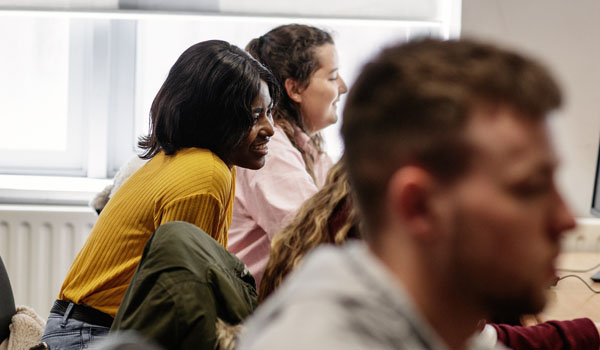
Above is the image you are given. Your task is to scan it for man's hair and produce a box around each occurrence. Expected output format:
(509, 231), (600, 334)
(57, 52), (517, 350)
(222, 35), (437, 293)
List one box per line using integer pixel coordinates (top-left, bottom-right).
(341, 38), (562, 232)
(138, 40), (279, 161)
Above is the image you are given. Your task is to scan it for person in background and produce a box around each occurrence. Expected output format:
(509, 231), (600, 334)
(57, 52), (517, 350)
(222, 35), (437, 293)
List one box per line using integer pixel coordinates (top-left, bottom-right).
(228, 24), (348, 287)
(39, 40), (278, 350)
(259, 159), (600, 349)
(237, 38), (578, 349)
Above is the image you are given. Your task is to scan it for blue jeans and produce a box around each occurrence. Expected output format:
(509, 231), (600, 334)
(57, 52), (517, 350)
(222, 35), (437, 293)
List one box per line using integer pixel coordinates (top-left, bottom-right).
(40, 308), (110, 350)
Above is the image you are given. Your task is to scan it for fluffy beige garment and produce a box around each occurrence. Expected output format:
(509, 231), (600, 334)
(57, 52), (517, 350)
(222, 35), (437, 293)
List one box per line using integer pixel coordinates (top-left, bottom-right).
(215, 318), (243, 350)
(4, 306), (45, 350)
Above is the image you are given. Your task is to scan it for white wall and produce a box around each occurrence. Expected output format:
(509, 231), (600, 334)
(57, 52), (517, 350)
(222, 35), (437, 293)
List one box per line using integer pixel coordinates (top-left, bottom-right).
(461, 0), (600, 217)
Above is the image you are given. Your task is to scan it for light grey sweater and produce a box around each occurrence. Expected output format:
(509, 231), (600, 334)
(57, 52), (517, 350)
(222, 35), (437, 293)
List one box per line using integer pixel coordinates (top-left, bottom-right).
(237, 242), (506, 350)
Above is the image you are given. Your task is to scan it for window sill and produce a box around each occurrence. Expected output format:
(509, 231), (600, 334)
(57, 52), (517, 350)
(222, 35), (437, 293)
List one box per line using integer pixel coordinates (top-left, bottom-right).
(0, 174), (111, 206)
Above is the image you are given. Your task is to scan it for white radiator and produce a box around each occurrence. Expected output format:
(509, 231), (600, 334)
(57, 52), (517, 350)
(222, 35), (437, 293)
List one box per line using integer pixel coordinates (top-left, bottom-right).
(0, 204), (97, 319)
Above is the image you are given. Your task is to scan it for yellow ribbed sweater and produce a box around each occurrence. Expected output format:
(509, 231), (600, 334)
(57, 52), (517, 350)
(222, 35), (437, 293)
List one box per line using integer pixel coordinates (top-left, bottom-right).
(59, 148), (235, 316)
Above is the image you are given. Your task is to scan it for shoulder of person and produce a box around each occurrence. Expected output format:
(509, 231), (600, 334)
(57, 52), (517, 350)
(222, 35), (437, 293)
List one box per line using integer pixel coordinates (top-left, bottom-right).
(176, 148), (233, 179)
(162, 149), (234, 200)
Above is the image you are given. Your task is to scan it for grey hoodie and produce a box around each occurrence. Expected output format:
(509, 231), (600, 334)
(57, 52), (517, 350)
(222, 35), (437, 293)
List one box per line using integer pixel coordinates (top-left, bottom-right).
(237, 242), (506, 350)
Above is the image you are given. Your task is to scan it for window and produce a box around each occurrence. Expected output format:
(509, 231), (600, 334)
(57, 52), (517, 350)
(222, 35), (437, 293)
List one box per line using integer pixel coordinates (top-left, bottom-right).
(0, 12), (138, 178)
(0, 15), (83, 175)
(0, 10), (456, 205)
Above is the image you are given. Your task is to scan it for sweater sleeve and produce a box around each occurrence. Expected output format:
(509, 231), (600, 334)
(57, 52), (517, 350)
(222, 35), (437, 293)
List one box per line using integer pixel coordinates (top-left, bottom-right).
(491, 318), (599, 350)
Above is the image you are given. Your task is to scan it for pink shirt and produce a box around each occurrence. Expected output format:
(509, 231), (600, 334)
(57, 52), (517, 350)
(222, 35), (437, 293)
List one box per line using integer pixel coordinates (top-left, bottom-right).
(228, 125), (332, 287)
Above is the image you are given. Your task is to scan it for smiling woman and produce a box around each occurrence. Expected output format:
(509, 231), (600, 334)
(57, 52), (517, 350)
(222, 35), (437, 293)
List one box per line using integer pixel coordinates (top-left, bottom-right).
(294, 43), (345, 134)
(38, 39), (279, 350)
(227, 24), (348, 288)
(226, 81), (275, 170)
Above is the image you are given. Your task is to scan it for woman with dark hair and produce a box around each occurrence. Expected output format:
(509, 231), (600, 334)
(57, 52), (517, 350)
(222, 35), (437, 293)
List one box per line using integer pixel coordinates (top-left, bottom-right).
(39, 40), (279, 350)
(228, 24), (348, 287)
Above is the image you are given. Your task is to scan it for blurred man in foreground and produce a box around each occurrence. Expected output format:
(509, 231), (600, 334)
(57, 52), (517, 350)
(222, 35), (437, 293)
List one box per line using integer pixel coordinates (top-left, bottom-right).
(238, 38), (576, 350)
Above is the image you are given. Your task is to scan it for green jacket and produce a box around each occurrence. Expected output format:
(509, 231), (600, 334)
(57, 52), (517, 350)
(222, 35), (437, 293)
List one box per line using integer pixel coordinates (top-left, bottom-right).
(111, 221), (257, 350)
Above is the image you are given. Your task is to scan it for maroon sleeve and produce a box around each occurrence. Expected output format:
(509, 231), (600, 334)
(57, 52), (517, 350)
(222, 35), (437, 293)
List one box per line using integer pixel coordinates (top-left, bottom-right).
(491, 318), (599, 350)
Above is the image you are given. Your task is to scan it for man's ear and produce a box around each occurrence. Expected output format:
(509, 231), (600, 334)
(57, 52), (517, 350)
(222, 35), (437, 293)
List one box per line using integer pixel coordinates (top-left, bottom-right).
(284, 78), (303, 103)
(387, 166), (437, 241)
